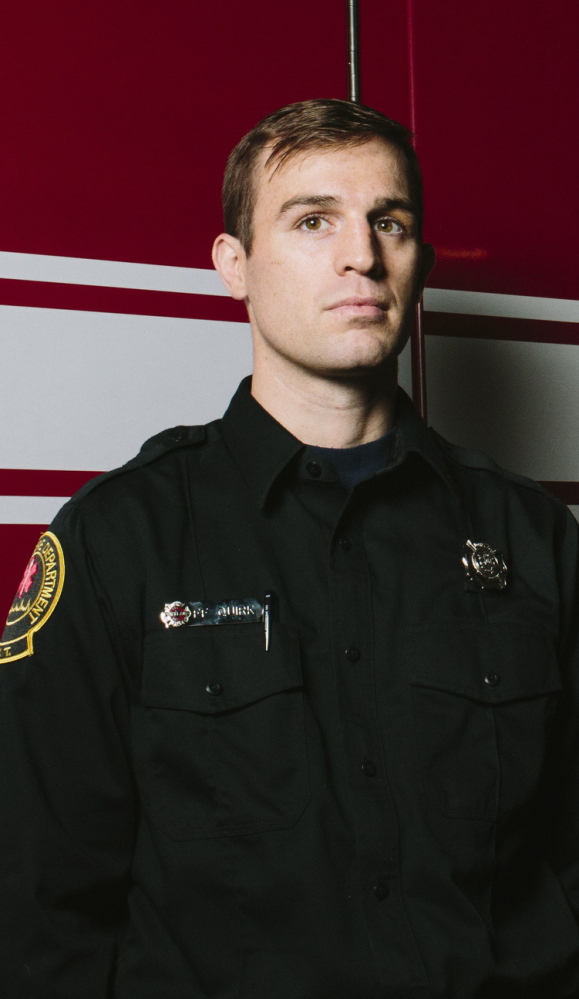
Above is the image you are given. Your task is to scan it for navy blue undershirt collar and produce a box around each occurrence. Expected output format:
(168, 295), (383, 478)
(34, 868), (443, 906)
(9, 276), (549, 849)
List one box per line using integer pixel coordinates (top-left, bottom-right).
(307, 429), (397, 492)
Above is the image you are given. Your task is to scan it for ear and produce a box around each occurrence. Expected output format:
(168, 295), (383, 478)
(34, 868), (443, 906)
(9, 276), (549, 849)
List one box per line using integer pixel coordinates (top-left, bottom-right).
(417, 242), (436, 298)
(212, 233), (248, 300)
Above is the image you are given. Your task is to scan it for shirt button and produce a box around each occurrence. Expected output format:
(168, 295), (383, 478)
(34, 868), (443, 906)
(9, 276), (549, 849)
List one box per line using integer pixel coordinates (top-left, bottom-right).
(205, 680), (223, 696)
(305, 461), (322, 478)
(338, 537), (352, 551)
(484, 672), (501, 687)
(362, 760), (377, 777)
(345, 646), (361, 663)
(373, 883), (389, 900)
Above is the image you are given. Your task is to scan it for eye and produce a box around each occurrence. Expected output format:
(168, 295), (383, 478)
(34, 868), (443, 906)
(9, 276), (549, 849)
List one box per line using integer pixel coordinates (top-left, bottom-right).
(301, 215), (325, 231)
(375, 218), (404, 234)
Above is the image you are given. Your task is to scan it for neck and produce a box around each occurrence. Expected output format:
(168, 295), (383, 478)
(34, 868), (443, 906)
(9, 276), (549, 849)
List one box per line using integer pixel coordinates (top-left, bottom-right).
(251, 356), (398, 448)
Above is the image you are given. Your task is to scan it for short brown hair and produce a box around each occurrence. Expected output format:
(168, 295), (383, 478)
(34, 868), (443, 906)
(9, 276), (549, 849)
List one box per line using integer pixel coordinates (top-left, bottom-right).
(222, 99), (423, 254)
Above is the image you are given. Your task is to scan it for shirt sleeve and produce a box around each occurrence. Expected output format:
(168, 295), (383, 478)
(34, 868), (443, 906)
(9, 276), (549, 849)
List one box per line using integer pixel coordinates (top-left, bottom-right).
(0, 500), (137, 999)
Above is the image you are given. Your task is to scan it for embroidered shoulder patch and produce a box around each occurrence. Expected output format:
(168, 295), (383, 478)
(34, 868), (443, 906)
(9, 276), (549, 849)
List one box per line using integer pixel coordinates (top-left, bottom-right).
(0, 532), (65, 663)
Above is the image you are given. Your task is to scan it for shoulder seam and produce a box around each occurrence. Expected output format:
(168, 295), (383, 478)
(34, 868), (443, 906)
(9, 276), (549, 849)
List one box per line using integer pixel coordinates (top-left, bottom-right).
(429, 429), (564, 505)
(68, 424), (207, 503)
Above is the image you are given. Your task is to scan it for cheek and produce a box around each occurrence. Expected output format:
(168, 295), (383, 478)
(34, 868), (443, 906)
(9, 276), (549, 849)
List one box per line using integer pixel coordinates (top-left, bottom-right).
(247, 265), (306, 325)
(246, 261), (284, 306)
(389, 253), (422, 293)
(258, 256), (314, 300)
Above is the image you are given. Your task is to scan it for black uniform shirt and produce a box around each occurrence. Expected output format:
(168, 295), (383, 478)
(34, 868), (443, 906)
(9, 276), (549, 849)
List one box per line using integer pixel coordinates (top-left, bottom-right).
(2, 377), (579, 999)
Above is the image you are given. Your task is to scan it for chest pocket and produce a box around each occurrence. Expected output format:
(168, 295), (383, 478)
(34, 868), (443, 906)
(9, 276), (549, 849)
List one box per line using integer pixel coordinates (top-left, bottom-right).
(406, 624), (562, 821)
(137, 622), (310, 840)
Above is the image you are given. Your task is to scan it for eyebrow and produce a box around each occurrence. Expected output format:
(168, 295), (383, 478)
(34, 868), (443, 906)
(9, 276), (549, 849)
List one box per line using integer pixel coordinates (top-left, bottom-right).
(368, 196), (417, 219)
(276, 195), (340, 219)
(275, 194), (417, 221)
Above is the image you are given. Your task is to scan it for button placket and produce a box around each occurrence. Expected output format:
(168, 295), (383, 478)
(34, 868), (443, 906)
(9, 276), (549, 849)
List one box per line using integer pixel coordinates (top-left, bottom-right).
(330, 511), (380, 789)
(326, 494), (411, 971)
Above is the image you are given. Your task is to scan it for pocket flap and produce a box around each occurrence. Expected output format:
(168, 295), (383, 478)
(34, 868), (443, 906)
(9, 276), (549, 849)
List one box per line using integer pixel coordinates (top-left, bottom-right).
(142, 622), (302, 712)
(405, 623), (561, 703)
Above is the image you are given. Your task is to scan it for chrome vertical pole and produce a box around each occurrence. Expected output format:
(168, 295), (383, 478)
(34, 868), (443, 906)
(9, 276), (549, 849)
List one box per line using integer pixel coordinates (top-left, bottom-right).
(411, 300), (427, 420)
(347, 0), (360, 102)
(406, 0), (427, 420)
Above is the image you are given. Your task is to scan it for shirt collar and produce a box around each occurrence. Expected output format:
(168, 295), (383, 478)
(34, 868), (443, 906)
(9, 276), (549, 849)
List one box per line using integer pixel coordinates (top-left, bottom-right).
(392, 387), (457, 495)
(221, 376), (456, 508)
(221, 377), (303, 507)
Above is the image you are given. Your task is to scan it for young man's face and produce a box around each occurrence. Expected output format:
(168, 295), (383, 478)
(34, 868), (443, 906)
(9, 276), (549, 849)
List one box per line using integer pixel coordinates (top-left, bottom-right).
(218, 138), (434, 383)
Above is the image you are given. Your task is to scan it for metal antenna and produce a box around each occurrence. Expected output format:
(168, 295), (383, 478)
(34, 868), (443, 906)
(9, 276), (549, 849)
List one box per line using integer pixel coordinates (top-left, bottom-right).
(347, 0), (360, 101)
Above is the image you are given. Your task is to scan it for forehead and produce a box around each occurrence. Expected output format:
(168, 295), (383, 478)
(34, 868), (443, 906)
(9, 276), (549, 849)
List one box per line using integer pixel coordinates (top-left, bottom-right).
(252, 139), (412, 215)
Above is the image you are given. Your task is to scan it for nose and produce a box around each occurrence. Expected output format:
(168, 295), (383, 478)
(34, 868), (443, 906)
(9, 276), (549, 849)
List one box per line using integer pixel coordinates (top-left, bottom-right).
(334, 220), (384, 278)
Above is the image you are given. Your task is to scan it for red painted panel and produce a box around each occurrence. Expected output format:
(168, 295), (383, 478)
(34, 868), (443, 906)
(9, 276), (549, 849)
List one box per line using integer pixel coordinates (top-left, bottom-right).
(0, 470), (100, 496)
(358, 0), (410, 125)
(424, 313), (579, 346)
(413, 0), (579, 301)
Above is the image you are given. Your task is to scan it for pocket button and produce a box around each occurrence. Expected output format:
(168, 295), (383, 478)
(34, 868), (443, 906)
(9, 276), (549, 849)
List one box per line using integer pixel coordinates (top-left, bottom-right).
(484, 672), (501, 687)
(205, 680), (223, 696)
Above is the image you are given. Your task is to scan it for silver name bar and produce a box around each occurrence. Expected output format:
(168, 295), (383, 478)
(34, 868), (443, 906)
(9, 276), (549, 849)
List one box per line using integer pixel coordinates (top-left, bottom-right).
(161, 599), (263, 629)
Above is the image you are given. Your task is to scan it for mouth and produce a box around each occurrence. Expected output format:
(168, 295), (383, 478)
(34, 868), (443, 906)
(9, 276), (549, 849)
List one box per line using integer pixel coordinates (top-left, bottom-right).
(327, 297), (388, 318)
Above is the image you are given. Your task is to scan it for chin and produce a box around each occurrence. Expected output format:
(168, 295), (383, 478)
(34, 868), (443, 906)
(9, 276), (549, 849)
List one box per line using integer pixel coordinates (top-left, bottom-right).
(318, 352), (398, 381)
(336, 339), (401, 372)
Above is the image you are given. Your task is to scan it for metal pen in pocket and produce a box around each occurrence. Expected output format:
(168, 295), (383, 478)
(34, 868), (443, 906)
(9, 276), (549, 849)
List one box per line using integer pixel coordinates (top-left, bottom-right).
(263, 591), (276, 651)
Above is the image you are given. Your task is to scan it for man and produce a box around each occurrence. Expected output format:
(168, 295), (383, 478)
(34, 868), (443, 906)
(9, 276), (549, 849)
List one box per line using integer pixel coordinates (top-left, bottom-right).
(1, 99), (579, 998)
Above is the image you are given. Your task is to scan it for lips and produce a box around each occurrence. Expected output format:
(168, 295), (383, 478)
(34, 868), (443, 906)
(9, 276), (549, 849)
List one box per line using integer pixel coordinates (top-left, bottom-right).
(329, 297), (387, 310)
(327, 297), (388, 318)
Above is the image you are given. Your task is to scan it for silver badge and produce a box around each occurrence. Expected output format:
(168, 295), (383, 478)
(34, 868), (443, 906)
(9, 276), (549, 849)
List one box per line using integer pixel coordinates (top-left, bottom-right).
(462, 540), (507, 591)
(160, 598), (263, 629)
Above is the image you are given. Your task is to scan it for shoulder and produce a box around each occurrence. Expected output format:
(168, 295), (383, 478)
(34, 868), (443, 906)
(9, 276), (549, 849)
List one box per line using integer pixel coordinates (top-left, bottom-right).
(75, 419), (225, 502)
(50, 420), (222, 543)
(75, 422), (213, 498)
(429, 428), (576, 539)
(431, 427), (561, 499)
